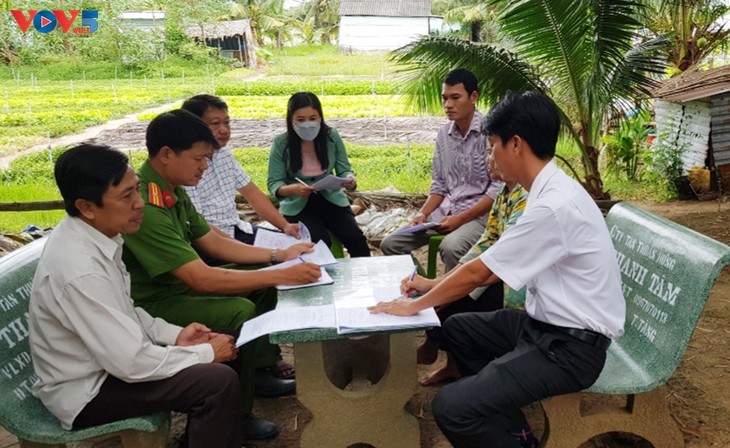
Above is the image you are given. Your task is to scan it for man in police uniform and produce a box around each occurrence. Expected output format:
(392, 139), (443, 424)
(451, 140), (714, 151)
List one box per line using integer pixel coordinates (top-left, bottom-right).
(122, 109), (322, 441)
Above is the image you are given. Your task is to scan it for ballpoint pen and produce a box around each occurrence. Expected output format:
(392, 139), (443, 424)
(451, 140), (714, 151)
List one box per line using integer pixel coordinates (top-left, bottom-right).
(400, 265), (419, 299)
(295, 177), (318, 194)
(408, 265), (418, 282)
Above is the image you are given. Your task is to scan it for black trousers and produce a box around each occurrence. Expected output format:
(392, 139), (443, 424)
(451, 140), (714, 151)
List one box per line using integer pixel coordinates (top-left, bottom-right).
(432, 309), (608, 448)
(426, 281), (504, 350)
(284, 193), (370, 257)
(74, 363), (244, 448)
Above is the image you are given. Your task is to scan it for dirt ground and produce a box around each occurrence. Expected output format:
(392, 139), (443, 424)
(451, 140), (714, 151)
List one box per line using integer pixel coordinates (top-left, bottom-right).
(236, 200), (730, 448)
(4, 117), (730, 447)
(82, 116), (447, 153)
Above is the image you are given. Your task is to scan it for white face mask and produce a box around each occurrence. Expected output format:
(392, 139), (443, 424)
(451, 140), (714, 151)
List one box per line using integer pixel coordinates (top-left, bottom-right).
(293, 121), (321, 141)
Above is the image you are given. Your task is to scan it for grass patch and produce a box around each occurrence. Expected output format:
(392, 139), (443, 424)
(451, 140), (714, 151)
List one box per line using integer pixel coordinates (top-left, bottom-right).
(0, 184), (64, 232)
(0, 141), (434, 232)
(0, 77), (217, 157)
(137, 95), (413, 121)
(0, 136), (676, 232)
(266, 44), (395, 77)
(231, 142), (434, 194)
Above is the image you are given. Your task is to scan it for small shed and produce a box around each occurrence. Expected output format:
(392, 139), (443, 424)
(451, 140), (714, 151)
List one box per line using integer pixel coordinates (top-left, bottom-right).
(186, 20), (257, 68)
(653, 65), (730, 193)
(338, 0), (443, 52)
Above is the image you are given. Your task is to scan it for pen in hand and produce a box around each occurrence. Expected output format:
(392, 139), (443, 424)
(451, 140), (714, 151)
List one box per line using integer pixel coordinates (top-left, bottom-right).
(401, 265), (418, 298)
(295, 177), (318, 194)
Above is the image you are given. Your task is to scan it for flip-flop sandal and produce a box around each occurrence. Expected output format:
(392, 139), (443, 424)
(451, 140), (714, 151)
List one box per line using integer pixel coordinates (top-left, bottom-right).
(267, 361), (295, 380)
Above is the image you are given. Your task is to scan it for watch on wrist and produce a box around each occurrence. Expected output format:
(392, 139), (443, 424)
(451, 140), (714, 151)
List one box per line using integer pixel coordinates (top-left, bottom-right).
(270, 248), (277, 263)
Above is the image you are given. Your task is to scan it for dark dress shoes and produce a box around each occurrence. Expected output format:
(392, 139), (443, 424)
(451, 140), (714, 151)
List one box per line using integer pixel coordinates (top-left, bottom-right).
(242, 414), (279, 440)
(254, 369), (296, 397)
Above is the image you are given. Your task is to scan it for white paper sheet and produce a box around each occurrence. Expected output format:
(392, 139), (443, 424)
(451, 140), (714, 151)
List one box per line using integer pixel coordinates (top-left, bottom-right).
(311, 174), (354, 190)
(253, 222), (311, 249)
(299, 240), (338, 266)
(336, 305), (440, 334)
(236, 305), (336, 347)
(333, 285), (440, 334)
(258, 258), (334, 290)
(276, 267), (333, 290)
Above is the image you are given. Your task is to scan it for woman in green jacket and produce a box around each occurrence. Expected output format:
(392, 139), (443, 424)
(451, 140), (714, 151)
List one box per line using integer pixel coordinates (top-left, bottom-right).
(268, 92), (370, 257)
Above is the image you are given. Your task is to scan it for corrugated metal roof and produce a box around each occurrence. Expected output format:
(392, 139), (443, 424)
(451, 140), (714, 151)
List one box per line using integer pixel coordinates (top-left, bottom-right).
(655, 65), (730, 102)
(185, 19), (252, 40)
(339, 0), (433, 17)
(711, 94), (730, 165)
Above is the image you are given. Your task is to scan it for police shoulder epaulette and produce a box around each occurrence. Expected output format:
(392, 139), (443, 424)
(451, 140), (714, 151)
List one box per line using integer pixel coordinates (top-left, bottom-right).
(148, 182), (165, 208)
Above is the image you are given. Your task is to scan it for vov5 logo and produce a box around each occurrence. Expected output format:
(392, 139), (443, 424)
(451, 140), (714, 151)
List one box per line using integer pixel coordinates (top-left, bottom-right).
(11, 9), (98, 34)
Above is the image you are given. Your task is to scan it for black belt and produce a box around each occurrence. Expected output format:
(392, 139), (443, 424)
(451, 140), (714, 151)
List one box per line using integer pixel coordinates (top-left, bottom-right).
(532, 319), (611, 350)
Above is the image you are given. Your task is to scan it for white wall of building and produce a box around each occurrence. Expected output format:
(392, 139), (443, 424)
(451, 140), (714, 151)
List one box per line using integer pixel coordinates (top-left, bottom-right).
(339, 16), (440, 51)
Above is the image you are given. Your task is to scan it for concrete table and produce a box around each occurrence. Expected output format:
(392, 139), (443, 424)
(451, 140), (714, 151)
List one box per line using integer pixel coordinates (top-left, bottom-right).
(270, 255), (420, 448)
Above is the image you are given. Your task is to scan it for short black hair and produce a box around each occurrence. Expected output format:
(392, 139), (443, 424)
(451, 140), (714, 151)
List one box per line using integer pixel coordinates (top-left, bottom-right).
(481, 91), (561, 160)
(54, 144), (129, 217)
(181, 94), (228, 118)
(145, 109), (220, 158)
(443, 68), (479, 96)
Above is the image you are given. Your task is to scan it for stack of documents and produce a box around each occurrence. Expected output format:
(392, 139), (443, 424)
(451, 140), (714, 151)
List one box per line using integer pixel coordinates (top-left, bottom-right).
(235, 285), (440, 346)
(259, 256), (334, 291)
(333, 286), (440, 334)
(236, 305), (336, 346)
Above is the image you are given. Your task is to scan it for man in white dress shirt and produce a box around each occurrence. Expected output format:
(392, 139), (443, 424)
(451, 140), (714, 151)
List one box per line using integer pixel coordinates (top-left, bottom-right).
(369, 92), (626, 448)
(29, 144), (245, 448)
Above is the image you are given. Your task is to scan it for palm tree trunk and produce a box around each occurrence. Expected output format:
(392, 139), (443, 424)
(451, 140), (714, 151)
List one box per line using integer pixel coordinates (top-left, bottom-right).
(471, 20), (482, 42)
(583, 145), (609, 200)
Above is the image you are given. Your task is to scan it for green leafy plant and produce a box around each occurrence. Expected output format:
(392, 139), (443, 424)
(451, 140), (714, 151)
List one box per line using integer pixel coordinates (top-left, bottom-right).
(645, 129), (688, 198)
(601, 109), (651, 180)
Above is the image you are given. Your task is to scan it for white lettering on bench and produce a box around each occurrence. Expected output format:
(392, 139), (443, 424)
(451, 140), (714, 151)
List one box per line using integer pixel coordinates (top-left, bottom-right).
(624, 234), (637, 250)
(615, 252), (650, 286)
(0, 282), (33, 313)
(1, 351), (32, 380)
(635, 241), (657, 263)
(655, 252), (677, 270)
(612, 226), (678, 272)
(648, 273), (681, 306)
(621, 283), (633, 298)
(612, 221), (685, 347)
(12, 372), (37, 401)
(0, 293), (19, 312)
(15, 281), (32, 300)
(632, 294), (669, 324)
(630, 313), (657, 342)
(0, 313), (30, 349)
(609, 225), (625, 244)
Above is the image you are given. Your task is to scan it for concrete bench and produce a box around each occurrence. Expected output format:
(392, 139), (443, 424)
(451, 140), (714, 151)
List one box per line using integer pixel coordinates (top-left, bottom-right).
(541, 202), (730, 447)
(0, 238), (170, 448)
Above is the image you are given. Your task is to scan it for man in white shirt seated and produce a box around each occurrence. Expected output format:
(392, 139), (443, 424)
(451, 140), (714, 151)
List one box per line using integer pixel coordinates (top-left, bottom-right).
(369, 92), (626, 448)
(29, 144), (245, 448)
